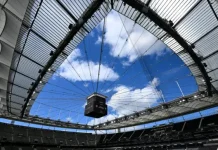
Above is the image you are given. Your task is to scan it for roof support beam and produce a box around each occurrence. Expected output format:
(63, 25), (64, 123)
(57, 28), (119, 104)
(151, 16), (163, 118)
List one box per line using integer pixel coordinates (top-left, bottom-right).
(174, 0), (203, 27)
(160, 0), (203, 39)
(8, 82), (28, 91)
(202, 49), (218, 61)
(22, 23), (57, 49)
(111, 0), (114, 9)
(21, 0), (105, 118)
(208, 67), (218, 73)
(207, 0), (218, 21)
(56, 0), (89, 33)
(10, 68), (36, 81)
(8, 92), (26, 99)
(14, 50), (44, 67)
(212, 79), (218, 83)
(146, 0), (152, 6)
(122, 0), (212, 97)
(193, 25), (218, 44)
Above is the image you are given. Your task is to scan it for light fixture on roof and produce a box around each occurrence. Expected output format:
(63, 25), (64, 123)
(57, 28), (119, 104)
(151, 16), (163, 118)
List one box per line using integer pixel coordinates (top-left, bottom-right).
(39, 80), (42, 84)
(180, 99), (186, 103)
(194, 95), (197, 98)
(48, 68), (51, 72)
(203, 63), (207, 67)
(49, 51), (54, 56)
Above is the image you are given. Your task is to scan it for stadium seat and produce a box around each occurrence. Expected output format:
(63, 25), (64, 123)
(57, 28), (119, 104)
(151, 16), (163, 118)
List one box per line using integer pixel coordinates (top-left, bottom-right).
(13, 126), (28, 143)
(41, 130), (55, 144)
(28, 128), (43, 144)
(54, 131), (66, 145)
(0, 123), (13, 142)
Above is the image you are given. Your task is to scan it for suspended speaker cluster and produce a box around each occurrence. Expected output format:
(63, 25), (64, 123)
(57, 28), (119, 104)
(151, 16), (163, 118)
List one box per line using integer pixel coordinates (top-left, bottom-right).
(84, 93), (107, 118)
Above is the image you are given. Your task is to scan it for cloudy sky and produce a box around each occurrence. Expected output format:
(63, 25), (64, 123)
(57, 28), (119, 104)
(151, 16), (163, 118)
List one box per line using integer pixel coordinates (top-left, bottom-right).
(29, 10), (198, 127)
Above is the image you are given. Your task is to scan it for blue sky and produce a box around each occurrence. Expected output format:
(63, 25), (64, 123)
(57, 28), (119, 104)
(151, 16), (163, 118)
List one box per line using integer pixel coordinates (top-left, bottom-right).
(27, 11), (198, 126)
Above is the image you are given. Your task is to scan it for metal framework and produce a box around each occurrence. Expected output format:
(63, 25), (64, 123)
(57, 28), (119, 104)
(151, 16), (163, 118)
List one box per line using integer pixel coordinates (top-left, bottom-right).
(122, 0), (212, 96)
(20, 0), (105, 118)
(0, 0), (218, 130)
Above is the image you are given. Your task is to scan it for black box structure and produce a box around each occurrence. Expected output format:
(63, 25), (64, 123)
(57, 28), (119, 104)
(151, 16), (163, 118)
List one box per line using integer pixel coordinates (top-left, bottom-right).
(84, 93), (107, 118)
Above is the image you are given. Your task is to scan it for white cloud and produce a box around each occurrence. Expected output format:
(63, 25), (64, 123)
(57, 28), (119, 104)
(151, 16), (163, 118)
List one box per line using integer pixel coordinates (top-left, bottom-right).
(121, 61), (131, 67)
(66, 117), (72, 122)
(87, 78), (161, 126)
(107, 77), (161, 116)
(88, 114), (118, 125)
(58, 48), (119, 82)
(101, 88), (113, 94)
(97, 11), (167, 63)
(90, 30), (94, 37)
(83, 83), (89, 87)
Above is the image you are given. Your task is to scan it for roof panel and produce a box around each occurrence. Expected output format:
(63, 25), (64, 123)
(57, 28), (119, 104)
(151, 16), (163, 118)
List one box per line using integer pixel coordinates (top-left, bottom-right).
(16, 56), (43, 80)
(22, 32), (55, 66)
(61, 0), (93, 20)
(176, 0), (218, 43)
(149, 0), (199, 25)
(13, 72), (34, 89)
(11, 85), (27, 99)
(32, 0), (76, 47)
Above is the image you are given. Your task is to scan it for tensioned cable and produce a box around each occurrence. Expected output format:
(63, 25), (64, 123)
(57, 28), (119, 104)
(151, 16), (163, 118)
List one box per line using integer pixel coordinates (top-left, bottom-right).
(40, 90), (86, 97)
(105, 75), (194, 102)
(32, 104), (78, 119)
(66, 57), (92, 94)
(54, 71), (89, 96)
(36, 97), (86, 101)
(118, 13), (164, 104)
(110, 87), (196, 99)
(40, 90), (84, 97)
(107, 94), (163, 111)
(37, 103), (83, 119)
(107, 93), (193, 109)
(37, 86), (194, 118)
(107, 91), (194, 102)
(46, 82), (87, 96)
(34, 101), (84, 115)
(46, 57), (90, 96)
(100, 14), (129, 90)
(106, 72), (194, 99)
(104, 53), (193, 96)
(96, 17), (106, 92)
(102, 22), (159, 92)
(83, 39), (95, 92)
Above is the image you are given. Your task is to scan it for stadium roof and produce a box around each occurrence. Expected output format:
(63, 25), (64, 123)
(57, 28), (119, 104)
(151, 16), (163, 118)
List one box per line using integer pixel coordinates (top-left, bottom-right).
(0, 0), (218, 130)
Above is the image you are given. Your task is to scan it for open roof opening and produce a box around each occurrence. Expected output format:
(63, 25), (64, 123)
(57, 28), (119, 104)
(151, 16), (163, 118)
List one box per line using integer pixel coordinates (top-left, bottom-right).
(29, 10), (197, 128)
